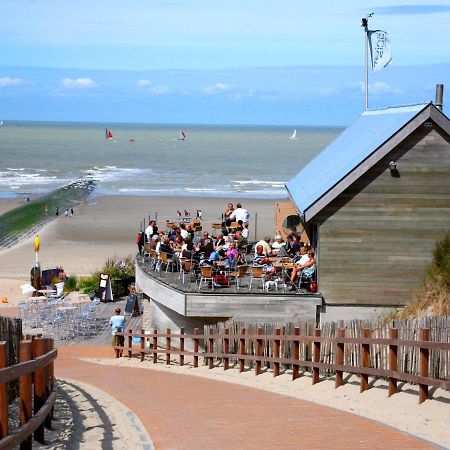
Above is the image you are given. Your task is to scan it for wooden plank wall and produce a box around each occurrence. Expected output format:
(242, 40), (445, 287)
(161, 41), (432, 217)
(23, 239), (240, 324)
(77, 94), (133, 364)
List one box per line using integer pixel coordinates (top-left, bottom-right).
(315, 125), (450, 305)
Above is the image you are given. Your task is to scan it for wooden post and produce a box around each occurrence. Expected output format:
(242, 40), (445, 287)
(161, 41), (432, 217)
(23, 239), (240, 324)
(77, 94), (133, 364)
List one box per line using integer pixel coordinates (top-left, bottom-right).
(312, 328), (321, 385)
(208, 328), (214, 369)
(152, 329), (158, 364)
(44, 339), (52, 430)
(180, 327), (185, 367)
(223, 328), (230, 371)
(239, 328), (246, 373)
(128, 329), (133, 358)
(388, 328), (398, 397)
(0, 342), (8, 440)
(193, 328), (199, 368)
(33, 338), (46, 444)
(255, 327), (263, 376)
(140, 329), (145, 362)
(166, 328), (171, 365)
(274, 328), (281, 377)
(335, 328), (345, 388)
(419, 328), (430, 404)
(19, 341), (32, 450)
(360, 328), (371, 393)
(292, 327), (300, 380)
(114, 334), (120, 358)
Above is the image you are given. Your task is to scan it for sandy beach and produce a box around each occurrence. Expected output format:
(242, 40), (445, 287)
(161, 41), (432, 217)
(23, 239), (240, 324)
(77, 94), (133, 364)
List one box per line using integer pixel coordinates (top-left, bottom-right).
(0, 194), (278, 304)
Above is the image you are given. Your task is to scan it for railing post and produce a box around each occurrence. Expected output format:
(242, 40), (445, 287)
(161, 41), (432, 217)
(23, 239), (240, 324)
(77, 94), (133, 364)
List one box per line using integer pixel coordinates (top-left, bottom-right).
(335, 328), (345, 388)
(419, 328), (430, 404)
(312, 328), (321, 385)
(0, 342), (8, 440)
(292, 327), (300, 380)
(152, 329), (158, 364)
(19, 340), (32, 450)
(180, 327), (185, 366)
(239, 328), (246, 373)
(360, 328), (371, 393)
(166, 328), (171, 365)
(255, 327), (263, 376)
(208, 328), (214, 369)
(274, 328), (281, 377)
(44, 339), (52, 430)
(193, 328), (199, 368)
(140, 329), (145, 362)
(388, 328), (398, 397)
(223, 328), (230, 371)
(128, 329), (133, 358)
(114, 334), (120, 358)
(33, 338), (46, 444)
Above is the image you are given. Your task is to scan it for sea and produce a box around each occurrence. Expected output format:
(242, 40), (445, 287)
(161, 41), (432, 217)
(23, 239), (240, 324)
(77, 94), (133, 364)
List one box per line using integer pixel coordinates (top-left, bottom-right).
(0, 122), (343, 199)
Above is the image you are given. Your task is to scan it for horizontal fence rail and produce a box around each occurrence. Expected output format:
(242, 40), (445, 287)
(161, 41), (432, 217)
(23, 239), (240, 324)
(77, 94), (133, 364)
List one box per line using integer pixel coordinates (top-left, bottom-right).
(0, 336), (57, 450)
(114, 326), (450, 404)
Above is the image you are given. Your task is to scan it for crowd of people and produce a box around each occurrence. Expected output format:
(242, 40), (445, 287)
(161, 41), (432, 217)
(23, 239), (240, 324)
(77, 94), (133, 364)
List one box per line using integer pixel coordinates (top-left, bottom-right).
(136, 201), (316, 291)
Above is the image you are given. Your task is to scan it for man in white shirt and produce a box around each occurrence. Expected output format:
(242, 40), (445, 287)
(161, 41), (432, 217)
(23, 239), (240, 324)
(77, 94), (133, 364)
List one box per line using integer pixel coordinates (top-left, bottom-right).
(229, 203), (250, 224)
(145, 220), (156, 242)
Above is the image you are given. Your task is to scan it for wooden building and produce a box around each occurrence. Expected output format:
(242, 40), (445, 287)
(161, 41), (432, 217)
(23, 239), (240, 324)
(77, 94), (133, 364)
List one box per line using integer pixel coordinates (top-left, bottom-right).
(286, 102), (450, 307)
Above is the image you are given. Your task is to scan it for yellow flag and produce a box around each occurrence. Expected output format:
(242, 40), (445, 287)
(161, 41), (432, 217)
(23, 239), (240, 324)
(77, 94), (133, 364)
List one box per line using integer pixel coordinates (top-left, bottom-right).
(34, 235), (40, 252)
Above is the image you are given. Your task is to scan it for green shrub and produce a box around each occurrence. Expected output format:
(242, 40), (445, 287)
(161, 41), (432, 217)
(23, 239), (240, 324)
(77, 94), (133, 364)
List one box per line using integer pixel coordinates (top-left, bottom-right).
(64, 275), (78, 292)
(78, 275), (100, 294)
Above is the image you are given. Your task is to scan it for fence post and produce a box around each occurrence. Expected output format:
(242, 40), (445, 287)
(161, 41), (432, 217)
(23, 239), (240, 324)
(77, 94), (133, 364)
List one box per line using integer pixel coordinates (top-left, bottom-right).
(33, 338), (46, 444)
(166, 328), (171, 365)
(419, 328), (430, 404)
(360, 328), (371, 393)
(44, 339), (52, 430)
(180, 327), (185, 367)
(193, 328), (199, 368)
(152, 329), (158, 364)
(239, 328), (246, 373)
(292, 327), (300, 380)
(312, 328), (321, 385)
(388, 328), (398, 397)
(223, 328), (230, 371)
(19, 340), (32, 450)
(128, 329), (133, 358)
(208, 328), (214, 369)
(0, 342), (8, 440)
(274, 328), (281, 377)
(114, 334), (119, 358)
(255, 327), (263, 376)
(140, 329), (145, 362)
(335, 328), (345, 389)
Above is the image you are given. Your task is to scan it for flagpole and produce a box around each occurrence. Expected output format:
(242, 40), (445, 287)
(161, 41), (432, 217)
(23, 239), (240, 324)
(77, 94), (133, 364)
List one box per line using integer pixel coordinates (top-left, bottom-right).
(361, 17), (369, 111)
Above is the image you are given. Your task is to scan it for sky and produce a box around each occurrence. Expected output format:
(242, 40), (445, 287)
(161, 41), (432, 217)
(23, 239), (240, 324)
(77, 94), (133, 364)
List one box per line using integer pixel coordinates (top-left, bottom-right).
(1, 1), (450, 126)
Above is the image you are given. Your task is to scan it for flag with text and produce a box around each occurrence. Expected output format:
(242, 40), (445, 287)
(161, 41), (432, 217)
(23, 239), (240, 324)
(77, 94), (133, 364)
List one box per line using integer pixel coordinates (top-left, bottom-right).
(368, 30), (392, 72)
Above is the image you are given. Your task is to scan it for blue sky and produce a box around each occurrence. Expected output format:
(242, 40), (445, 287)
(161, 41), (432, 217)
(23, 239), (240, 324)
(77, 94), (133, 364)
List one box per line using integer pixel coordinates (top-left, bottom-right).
(1, 1), (450, 125)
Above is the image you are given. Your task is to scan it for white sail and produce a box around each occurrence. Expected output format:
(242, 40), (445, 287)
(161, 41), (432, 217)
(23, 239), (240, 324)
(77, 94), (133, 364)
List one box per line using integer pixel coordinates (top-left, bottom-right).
(290, 129), (298, 140)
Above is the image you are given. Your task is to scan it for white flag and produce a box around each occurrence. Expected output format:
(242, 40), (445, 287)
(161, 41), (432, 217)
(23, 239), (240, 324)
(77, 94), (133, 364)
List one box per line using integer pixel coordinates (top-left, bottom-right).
(368, 30), (392, 72)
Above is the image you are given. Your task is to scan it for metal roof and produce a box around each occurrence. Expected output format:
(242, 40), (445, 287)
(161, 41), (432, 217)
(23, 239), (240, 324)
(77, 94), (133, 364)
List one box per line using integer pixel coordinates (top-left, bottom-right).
(286, 103), (431, 220)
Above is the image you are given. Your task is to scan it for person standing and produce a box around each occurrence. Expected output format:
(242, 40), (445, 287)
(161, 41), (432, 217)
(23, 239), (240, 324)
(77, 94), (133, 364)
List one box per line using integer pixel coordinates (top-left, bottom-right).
(110, 308), (126, 356)
(229, 203), (250, 224)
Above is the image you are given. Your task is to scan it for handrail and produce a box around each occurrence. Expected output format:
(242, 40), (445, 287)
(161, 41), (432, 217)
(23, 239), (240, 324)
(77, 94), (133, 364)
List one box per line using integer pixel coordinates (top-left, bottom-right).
(114, 327), (450, 404)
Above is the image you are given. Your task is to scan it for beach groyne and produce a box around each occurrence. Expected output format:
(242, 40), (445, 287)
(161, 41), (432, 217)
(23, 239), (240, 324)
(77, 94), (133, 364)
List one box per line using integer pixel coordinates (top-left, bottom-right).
(0, 179), (94, 249)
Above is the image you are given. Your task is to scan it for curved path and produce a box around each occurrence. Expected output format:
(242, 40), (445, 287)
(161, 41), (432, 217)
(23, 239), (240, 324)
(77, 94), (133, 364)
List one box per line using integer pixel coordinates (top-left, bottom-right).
(56, 346), (433, 450)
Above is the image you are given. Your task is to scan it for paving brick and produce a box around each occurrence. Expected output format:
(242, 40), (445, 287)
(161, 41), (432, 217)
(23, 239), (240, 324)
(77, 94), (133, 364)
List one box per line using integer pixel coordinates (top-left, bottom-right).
(55, 345), (433, 450)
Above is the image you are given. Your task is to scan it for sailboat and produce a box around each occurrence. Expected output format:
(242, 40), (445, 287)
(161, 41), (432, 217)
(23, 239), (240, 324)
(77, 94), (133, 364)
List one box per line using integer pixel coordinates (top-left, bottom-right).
(105, 128), (113, 139)
(289, 129), (298, 140)
(178, 130), (186, 140)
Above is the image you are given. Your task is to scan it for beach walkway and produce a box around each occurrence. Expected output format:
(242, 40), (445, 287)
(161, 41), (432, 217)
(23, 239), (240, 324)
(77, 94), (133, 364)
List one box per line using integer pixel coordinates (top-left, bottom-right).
(55, 346), (432, 449)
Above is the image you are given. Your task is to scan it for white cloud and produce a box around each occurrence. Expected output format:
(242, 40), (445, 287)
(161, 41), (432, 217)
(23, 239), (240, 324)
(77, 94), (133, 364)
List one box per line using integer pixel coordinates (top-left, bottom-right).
(0, 77), (23, 88)
(150, 85), (171, 94)
(60, 77), (96, 89)
(358, 81), (403, 95)
(203, 82), (233, 94)
(137, 79), (152, 87)
(318, 87), (339, 97)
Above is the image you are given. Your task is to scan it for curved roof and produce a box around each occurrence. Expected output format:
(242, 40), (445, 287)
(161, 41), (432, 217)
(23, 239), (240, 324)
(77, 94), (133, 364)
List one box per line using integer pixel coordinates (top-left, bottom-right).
(286, 103), (433, 221)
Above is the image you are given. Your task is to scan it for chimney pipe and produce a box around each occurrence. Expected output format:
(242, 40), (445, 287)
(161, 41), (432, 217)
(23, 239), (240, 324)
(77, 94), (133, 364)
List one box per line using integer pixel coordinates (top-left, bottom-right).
(435, 84), (444, 111)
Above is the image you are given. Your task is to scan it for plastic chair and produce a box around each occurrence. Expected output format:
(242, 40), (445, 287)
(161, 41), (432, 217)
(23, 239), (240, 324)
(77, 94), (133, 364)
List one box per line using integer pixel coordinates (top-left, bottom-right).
(198, 266), (215, 291)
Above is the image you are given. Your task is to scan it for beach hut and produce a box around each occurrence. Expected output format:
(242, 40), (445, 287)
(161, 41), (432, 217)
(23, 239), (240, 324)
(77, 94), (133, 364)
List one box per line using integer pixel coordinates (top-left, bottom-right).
(286, 100), (450, 311)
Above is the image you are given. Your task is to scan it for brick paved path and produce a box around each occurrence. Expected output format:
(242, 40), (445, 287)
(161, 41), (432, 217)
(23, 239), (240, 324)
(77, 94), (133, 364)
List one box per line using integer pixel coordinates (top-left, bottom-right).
(56, 346), (433, 450)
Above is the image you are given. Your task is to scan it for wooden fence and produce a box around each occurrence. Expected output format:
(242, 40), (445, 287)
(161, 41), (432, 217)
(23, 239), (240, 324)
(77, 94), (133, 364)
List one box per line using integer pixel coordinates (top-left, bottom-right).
(115, 326), (450, 405)
(0, 336), (57, 449)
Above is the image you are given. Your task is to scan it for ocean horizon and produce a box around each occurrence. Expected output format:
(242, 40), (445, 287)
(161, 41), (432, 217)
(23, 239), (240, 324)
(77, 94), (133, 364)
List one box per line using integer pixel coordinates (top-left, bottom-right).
(0, 121), (343, 199)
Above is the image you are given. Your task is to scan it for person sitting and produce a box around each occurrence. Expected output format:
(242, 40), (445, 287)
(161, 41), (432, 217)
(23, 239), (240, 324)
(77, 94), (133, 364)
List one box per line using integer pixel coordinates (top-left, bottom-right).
(234, 230), (248, 251)
(229, 203), (250, 224)
(223, 202), (234, 227)
(186, 224), (195, 241)
(179, 223), (189, 240)
(182, 241), (200, 262)
(271, 235), (285, 255)
(252, 245), (276, 280)
(255, 236), (272, 256)
(160, 238), (173, 257)
(214, 233), (226, 250)
(290, 250), (315, 287)
(224, 243), (239, 268)
(241, 222), (249, 239)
